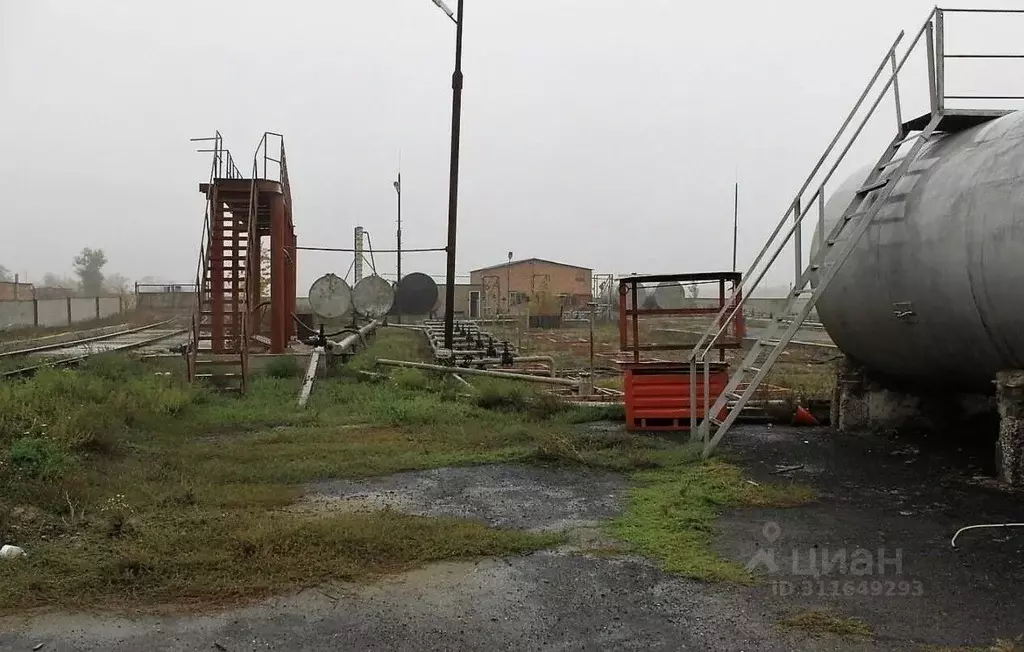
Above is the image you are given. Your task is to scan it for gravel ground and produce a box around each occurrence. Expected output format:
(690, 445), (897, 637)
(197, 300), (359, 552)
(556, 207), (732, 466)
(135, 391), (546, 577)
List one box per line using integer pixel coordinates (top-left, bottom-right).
(3, 427), (1022, 651)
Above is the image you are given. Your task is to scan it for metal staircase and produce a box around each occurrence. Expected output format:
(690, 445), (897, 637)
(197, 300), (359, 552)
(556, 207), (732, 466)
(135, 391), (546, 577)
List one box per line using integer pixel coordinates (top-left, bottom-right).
(688, 7), (1021, 456)
(187, 133), (252, 393)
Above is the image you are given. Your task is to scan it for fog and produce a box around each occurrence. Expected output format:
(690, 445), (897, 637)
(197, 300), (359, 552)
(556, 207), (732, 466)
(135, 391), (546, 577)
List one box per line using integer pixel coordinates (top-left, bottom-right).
(3, 0), (1024, 292)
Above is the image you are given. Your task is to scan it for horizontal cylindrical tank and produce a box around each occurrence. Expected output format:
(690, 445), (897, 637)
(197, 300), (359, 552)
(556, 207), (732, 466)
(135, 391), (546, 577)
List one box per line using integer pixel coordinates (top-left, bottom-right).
(812, 110), (1024, 393)
(654, 282), (688, 310)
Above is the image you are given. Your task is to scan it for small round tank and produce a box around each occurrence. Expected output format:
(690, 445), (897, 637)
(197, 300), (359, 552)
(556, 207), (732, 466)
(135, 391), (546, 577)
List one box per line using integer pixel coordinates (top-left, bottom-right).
(813, 110), (1024, 392)
(653, 281), (688, 310)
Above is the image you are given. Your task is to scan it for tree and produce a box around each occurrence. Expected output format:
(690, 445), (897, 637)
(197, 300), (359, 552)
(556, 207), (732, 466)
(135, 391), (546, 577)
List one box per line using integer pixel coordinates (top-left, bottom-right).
(73, 248), (107, 296)
(0, 265), (11, 282)
(104, 273), (131, 295)
(42, 272), (78, 289)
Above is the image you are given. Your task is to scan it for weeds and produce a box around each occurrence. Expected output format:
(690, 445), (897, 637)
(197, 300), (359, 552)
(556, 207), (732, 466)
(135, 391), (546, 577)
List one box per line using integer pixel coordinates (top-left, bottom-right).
(0, 330), (580, 610)
(8, 437), (65, 478)
(610, 459), (815, 582)
(0, 326), (815, 612)
(777, 609), (873, 638)
(264, 356), (303, 379)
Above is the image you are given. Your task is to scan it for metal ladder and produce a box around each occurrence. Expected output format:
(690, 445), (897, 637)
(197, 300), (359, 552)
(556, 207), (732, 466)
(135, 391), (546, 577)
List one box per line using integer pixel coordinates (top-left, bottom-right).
(686, 8), (975, 457)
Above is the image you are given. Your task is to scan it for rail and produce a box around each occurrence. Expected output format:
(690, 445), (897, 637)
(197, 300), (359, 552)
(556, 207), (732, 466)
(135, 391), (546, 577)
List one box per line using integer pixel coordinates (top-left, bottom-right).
(0, 320), (176, 358)
(0, 322), (186, 378)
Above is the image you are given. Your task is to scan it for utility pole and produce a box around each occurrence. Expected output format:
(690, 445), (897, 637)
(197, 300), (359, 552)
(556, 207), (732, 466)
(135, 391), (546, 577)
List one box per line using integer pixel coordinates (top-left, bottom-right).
(441, 0), (465, 351)
(394, 173), (402, 283)
(506, 251), (512, 315)
(394, 172), (402, 324)
(732, 181), (739, 272)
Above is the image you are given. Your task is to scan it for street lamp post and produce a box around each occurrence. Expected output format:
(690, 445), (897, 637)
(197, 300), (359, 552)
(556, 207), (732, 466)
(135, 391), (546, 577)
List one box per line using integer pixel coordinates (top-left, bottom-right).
(506, 251), (512, 315)
(430, 0), (465, 352)
(393, 173), (402, 324)
(393, 174), (402, 283)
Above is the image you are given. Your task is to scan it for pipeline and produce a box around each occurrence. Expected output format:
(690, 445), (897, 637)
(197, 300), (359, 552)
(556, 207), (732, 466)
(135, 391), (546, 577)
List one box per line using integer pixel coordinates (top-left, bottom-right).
(298, 319), (381, 407)
(376, 358), (580, 387)
(459, 355), (556, 377)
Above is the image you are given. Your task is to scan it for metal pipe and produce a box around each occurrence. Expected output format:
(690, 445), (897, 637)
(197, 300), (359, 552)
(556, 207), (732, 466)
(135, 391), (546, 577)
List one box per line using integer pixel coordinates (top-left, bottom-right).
(458, 356), (555, 376)
(298, 348), (324, 407)
(376, 358), (580, 387)
(297, 246), (444, 253)
(331, 320), (382, 353)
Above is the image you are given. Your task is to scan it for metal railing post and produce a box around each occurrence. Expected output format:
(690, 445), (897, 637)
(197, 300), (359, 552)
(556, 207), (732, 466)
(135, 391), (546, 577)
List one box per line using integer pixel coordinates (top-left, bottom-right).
(793, 198), (802, 288)
(891, 51), (904, 133)
(926, 21), (938, 115)
(817, 185), (826, 252)
(689, 358), (698, 436)
(936, 9), (945, 111)
(702, 356), (710, 439)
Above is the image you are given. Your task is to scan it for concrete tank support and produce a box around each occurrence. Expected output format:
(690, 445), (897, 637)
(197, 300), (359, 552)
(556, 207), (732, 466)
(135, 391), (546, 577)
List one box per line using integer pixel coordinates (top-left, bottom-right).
(831, 356), (925, 433)
(995, 370), (1024, 485)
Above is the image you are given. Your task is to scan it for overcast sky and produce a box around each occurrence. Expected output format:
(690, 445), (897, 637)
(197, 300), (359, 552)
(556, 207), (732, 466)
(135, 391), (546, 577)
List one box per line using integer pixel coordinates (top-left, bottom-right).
(3, 0), (1024, 292)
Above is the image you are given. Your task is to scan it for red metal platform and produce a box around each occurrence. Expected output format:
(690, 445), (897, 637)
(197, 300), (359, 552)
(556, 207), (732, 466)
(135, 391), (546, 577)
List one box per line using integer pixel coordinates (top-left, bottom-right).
(617, 271), (745, 432)
(623, 362), (729, 431)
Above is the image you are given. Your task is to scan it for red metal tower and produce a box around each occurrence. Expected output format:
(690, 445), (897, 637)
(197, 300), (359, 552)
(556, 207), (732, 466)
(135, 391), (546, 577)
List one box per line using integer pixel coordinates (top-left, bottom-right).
(187, 132), (297, 392)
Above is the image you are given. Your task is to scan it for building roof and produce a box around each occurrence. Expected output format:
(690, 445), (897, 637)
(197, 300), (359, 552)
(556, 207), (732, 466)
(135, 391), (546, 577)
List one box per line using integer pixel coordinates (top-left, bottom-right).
(470, 257), (592, 274)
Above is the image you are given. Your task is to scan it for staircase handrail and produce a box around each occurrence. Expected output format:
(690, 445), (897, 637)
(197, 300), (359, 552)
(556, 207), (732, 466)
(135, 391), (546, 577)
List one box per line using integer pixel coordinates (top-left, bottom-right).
(687, 8), (939, 364)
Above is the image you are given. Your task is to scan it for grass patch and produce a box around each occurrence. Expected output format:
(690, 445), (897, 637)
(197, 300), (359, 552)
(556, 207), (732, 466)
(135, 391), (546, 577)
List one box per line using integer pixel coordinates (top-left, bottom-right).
(264, 356), (303, 379)
(777, 609), (873, 638)
(0, 326), (814, 611)
(609, 459), (815, 583)
(0, 507), (557, 610)
(0, 329), (590, 611)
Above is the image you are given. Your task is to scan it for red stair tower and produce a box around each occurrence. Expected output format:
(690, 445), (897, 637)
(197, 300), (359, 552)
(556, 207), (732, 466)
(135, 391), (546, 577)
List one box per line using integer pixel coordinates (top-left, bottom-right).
(187, 132), (297, 392)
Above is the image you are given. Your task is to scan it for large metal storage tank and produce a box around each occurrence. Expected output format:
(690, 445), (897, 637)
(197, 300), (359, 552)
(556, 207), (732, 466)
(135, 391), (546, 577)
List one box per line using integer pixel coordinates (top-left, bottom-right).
(812, 110), (1024, 393)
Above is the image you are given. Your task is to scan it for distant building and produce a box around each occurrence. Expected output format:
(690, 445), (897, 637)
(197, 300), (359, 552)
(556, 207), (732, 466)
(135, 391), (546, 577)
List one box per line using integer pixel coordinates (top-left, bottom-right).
(469, 258), (592, 318)
(433, 282), (484, 320)
(0, 281), (35, 301)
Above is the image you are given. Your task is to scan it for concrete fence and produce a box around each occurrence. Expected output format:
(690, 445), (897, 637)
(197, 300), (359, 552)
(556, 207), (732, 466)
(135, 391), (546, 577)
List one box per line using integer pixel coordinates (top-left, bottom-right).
(0, 296), (124, 330)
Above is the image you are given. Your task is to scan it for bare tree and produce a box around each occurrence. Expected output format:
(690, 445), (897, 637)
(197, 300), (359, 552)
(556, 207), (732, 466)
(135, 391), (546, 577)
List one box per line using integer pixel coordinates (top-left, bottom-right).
(104, 273), (132, 295)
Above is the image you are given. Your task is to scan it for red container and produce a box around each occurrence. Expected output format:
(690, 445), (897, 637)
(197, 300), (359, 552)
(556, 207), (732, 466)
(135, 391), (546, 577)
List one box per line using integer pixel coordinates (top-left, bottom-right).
(623, 362), (729, 431)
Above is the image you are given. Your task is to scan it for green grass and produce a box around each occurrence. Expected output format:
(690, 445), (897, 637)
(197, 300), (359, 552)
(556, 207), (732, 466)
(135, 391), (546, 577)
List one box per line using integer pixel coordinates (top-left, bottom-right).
(0, 327), (816, 611)
(0, 509), (556, 610)
(0, 329), (589, 611)
(609, 459), (816, 583)
(777, 609), (873, 638)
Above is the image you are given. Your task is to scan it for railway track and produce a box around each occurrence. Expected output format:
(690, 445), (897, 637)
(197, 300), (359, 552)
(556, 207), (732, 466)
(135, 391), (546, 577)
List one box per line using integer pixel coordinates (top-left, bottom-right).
(0, 321), (188, 378)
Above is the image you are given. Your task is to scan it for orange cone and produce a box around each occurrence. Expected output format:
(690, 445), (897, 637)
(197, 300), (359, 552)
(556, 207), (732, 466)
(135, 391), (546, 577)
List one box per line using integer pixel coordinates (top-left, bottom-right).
(793, 406), (819, 427)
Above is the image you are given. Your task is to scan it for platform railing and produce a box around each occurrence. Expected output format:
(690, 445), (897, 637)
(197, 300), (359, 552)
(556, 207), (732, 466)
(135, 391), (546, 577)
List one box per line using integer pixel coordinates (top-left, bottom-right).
(935, 8), (1024, 111)
(186, 132), (238, 378)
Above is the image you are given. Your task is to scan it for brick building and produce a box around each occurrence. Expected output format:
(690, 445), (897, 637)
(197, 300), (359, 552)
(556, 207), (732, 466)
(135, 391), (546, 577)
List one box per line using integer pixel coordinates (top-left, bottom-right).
(469, 258), (592, 317)
(0, 281), (34, 301)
